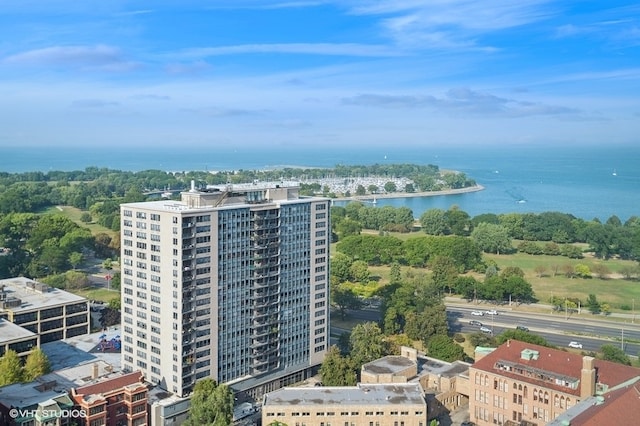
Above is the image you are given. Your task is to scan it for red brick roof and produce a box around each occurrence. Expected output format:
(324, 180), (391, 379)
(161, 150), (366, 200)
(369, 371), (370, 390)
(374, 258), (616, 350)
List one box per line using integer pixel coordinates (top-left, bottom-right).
(73, 371), (146, 399)
(472, 340), (640, 396)
(570, 378), (640, 425)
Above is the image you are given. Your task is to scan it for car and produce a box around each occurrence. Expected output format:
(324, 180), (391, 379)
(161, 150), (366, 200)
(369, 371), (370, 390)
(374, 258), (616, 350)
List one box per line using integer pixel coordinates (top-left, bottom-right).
(469, 320), (483, 327)
(461, 422), (476, 426)
(568, 341), (583, 349)
(480, 326), (493, 334)
(516, 325), (529, 332)
(471, 311), (484, 316)
(485, 309), (498, 315)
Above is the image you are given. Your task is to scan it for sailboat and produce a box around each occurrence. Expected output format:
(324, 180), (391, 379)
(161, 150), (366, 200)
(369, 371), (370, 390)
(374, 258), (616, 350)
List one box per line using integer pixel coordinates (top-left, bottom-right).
(612, 169), (617, 177)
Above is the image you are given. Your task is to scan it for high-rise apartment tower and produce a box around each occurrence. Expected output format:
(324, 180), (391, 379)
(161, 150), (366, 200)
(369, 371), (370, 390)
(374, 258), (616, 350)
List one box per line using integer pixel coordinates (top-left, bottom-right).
(120, 182), (330, 398)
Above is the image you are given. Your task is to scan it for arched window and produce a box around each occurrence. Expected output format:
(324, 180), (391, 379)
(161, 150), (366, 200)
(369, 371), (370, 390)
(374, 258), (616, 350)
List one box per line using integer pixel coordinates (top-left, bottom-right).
(544, 392), (550, 404)
(518, 384), (522, 391)
(560, 396), (565, 409)
(554, 395), (560, 407)
(533, 389), (538, 401)
(524, 386), (528, 398)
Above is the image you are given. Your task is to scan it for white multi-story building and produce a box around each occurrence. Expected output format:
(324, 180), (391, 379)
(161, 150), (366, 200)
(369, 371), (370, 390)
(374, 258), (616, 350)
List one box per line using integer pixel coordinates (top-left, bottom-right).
(120, 182), (330, 398)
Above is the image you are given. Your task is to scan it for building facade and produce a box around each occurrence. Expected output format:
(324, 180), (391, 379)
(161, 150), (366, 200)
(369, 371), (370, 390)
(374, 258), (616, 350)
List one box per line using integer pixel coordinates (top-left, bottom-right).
(262, 383), (427, 426)
(71, 371), (148, 426)
(469, 340), (640, 426)
(120, 182), (330, 397)
(0, 277), (89, 345)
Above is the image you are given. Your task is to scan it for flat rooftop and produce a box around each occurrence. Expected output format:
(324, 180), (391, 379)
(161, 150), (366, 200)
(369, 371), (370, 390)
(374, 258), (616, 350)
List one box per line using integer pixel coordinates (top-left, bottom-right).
(41, 325), (121, 371)
(0, 277), (86, 313)
(0, 318), (36, 343)
(418, 356), (471, 379)
(0, 360), (120, 409)
(263, 383), (425, 407)
(362, 355), (416, 375)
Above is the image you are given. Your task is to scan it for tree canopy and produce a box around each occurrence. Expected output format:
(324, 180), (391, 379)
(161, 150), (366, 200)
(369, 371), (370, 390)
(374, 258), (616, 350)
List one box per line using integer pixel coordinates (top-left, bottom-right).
(184, 378), (234, 426)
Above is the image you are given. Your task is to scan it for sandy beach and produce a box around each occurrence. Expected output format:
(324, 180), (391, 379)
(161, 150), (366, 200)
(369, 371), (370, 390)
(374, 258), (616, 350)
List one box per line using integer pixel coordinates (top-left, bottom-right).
(335, 184), (485, 202)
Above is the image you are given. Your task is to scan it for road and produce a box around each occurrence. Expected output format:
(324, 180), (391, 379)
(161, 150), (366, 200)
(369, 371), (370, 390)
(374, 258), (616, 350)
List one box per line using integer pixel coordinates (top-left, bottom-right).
(448, 306), (640, 356)
(333, 305), (640, 356)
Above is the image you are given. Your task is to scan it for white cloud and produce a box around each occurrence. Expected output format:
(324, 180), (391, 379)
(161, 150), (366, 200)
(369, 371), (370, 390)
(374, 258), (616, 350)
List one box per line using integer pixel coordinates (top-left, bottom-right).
(343, 0), (556, 50)
(176, 43), (406, 59)
(342, 88), (580, 118)
(3, 45), (138, 71)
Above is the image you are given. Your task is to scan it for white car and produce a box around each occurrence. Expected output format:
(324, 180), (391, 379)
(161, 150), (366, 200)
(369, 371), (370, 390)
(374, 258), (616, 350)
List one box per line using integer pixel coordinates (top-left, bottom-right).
(568, 341), (583, 349)
(485, 310), (498, 315)
(471, 311), (484, 316)
(480, 326), (493, 334)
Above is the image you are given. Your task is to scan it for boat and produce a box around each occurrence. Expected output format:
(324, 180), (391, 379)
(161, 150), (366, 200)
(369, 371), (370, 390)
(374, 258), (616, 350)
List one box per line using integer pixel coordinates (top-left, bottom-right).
(612, 169), (617, 176)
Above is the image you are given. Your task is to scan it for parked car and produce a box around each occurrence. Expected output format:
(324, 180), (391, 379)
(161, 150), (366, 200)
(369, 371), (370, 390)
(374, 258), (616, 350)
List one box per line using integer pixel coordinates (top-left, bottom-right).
(461, 422), (476, 426)
(469, 320), (483, 327)
(480, 326), (493, 334)
(516, 325), (529, 332)
(471, 311), (484, 316)
(485, 309), (498, 315)
(568, 341), (583, 349)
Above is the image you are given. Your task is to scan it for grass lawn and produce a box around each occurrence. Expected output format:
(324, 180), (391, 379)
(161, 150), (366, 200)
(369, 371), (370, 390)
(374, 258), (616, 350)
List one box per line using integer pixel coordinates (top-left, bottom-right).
(74, 286), (120, 303)
(333, 233), (640, 312)
(483, 253), (640, 309)
(43, 205), (117, 238)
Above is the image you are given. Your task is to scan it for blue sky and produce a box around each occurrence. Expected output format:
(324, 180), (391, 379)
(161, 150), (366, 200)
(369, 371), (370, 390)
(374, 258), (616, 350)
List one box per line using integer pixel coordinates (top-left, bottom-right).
(1, 0), (639, 149)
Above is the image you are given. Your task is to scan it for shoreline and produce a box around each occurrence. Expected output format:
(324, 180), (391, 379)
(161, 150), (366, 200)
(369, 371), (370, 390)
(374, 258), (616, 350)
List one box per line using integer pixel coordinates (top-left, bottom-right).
(333, 184), (485, 202)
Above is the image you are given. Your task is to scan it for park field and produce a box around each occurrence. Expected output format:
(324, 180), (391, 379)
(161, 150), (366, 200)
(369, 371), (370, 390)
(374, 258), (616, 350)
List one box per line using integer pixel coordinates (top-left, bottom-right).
(334, 231), (640, 312)
(43, 205), (118, 238)
(483, 252), (640, 309)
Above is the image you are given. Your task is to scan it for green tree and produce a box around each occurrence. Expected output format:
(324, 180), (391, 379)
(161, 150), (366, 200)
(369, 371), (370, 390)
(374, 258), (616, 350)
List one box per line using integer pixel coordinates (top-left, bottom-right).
(336, 218), (362, 238)
(389, 262), (402, 285)
(184, 378), (234, 426)
(587, 294), (601, 314)
(0, 349), (23, 386)
(419, 209), (448, 235)
(495, 330), (551, 347)
(80, 212), (92, 223)
(330, 252), (353, 283)
(384, 181), (397, 193)
(65, 270), (89, 290)
(330, 284), (363, 320)
(320, 346), (357, 386)
(349, 322), (386, 368)
(69, 252), (83, 270)
(471, 222), (512, 254)
(430, 255), (458, 295)
(575, 264), (592, 278)
(426, 335), (465, 362)
(22, 348), (52, 381)
(600, 344), (631, 365)
(444, 206), (472, 236)
(108, 297), (122, 311)
(349, 260), (370, 284)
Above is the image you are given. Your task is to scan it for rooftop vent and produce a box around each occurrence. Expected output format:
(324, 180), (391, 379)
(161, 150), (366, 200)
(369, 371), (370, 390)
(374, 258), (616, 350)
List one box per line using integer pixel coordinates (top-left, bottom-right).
(521, 349), (540, 361)
(0, 297), (22, 309)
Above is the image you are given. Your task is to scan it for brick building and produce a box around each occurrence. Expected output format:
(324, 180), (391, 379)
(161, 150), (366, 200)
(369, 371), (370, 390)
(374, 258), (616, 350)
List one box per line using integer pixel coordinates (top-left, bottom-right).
(71, 371), (148, 426)
(469, 340), (640, 425)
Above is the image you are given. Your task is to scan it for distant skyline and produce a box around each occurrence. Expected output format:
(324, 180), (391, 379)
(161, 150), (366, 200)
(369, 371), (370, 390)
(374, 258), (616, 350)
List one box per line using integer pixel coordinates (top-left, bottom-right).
(1, 1), (639, 149)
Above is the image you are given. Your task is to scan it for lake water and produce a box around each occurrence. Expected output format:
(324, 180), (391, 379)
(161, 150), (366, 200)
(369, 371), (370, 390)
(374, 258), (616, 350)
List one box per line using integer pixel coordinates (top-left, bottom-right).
(1, 144), (638, 222)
